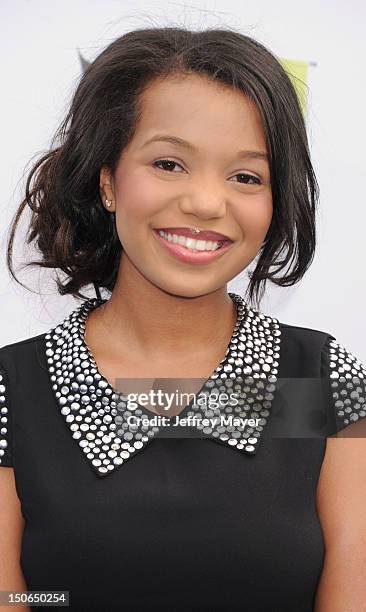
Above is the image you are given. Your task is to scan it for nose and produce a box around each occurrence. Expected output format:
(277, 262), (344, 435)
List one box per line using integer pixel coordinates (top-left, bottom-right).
(178, 192), (227, 220)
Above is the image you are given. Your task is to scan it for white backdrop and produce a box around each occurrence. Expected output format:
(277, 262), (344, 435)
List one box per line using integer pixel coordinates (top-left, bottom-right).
(1, 0), (365, 360)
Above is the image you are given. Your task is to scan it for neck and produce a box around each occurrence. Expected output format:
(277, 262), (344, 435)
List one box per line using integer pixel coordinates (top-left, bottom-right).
(87, 257), (238, 361)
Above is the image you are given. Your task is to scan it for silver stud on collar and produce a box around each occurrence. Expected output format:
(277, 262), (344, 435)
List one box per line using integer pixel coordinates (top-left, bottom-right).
(328, 339), (366, 427)
(0, 370), (9, 465)
(44, 294), (282, 477)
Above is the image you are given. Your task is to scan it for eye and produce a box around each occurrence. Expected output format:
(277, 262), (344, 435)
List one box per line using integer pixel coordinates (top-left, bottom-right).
(230, 173), (262, 185)
(152, 159), (262, 185)
(152, 159), (184, 172)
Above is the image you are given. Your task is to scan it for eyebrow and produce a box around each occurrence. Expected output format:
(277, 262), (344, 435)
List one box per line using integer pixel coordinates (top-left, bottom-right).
(142, 134), (268, 161)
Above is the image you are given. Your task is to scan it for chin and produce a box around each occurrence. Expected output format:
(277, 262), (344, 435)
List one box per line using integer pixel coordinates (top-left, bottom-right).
(151, 278), (225, 299)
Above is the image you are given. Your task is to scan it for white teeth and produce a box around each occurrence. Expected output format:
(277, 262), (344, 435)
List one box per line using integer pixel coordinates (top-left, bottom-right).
(158, 230), (222, 251)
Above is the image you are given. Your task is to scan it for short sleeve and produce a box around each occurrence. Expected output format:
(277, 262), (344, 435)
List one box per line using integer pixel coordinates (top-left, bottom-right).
(322, 334), (366, 435)
(0, 361), (13, 467)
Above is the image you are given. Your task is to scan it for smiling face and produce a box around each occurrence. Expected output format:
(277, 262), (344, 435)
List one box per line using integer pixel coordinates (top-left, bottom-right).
(100, 73), (273, 298)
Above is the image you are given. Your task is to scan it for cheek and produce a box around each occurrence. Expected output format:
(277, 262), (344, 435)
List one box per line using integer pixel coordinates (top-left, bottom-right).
(235, 195), (273, 239)
(114, 167), (167, 224)
(117, 186), (153, 223)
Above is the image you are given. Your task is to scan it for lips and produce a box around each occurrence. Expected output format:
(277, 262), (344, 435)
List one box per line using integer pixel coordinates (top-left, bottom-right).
(152, 227), (234, 264)
(154, 227), (233, 242)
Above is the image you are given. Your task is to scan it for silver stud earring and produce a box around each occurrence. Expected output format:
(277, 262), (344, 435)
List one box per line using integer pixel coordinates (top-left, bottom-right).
(105, 199), (112, 208)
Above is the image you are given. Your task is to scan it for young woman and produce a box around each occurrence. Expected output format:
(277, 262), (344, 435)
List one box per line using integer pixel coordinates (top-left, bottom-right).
(1, 26), (365, 612)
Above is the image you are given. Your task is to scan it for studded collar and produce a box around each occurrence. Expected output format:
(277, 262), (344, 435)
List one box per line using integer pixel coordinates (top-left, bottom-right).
(45, 293), (282, 478)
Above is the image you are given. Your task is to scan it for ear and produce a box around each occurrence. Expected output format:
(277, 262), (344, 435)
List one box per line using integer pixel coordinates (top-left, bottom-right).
(99, 166), (115, 210)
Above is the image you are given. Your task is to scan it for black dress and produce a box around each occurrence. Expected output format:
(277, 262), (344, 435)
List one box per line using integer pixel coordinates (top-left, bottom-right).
(0, 292), (365, 612)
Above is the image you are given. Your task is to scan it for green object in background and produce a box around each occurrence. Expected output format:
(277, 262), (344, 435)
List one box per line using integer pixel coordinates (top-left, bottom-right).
(279, 59), (309, 117)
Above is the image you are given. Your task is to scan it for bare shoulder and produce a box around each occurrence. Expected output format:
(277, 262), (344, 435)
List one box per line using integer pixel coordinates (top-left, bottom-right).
(314, 430), (366, 610)
(317, 431), (366, 537)
(0, 467), (28, 597)
(0, 466), (24, 540)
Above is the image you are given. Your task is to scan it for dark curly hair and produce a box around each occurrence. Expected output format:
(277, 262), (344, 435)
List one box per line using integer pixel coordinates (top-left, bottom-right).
(6, 26), (318, 310)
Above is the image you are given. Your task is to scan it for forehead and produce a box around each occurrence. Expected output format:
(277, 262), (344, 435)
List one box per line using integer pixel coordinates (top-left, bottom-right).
(133, 74), (267, 152)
